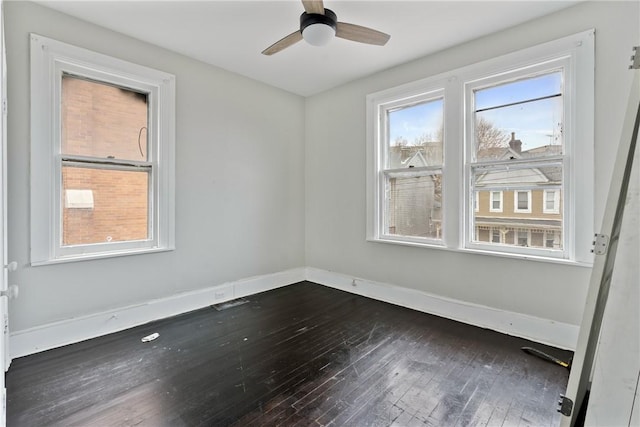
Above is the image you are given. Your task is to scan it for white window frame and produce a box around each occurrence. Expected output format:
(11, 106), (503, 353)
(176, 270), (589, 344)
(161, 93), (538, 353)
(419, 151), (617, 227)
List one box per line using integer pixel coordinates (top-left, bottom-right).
(489, 191), (503, 212)
(466, 61), (567, 259)
(30, 34), (175, 265)
(543, 189), (561, 214)
(367, 30), (594, 265)
(514, 190), (532, 213)
(474, 191), (479, 212)
(368, 86), (447, 246)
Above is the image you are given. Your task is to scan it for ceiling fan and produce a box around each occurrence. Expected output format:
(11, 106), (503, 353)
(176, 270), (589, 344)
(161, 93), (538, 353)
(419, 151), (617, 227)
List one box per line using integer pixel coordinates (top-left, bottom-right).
(262, 0), (391, 55)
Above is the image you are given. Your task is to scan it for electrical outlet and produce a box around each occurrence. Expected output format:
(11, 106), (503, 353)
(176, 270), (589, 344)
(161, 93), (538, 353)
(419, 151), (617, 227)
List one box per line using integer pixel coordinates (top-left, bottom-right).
(214, 291), (227, 299)
(351, 279), (357, 287)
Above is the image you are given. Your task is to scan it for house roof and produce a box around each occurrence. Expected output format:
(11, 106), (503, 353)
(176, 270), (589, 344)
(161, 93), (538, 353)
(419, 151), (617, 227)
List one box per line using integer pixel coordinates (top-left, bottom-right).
(476, 143), (563, 186)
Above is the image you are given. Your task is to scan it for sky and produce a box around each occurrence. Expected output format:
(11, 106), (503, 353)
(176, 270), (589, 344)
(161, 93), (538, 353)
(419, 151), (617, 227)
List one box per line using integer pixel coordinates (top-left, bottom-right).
(388, 71), (563, 152)
(388, 98), (443, 146)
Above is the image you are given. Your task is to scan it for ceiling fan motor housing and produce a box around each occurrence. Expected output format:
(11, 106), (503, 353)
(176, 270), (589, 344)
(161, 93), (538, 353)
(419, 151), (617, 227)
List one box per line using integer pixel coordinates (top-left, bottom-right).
(300, 8), (337, 32)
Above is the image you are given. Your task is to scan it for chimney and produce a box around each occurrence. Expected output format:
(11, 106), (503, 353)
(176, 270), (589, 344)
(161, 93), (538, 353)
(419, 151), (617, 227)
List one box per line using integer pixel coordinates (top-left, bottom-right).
(509, 132), (522, 154)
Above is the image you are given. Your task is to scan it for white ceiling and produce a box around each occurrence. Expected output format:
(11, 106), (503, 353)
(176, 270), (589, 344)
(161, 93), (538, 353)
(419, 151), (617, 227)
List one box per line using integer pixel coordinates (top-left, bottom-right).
(36, 1), (580, 96)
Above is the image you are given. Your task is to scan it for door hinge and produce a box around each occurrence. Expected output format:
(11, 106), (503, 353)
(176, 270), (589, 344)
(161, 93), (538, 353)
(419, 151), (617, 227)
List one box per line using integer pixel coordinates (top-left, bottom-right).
(591, 233), (609, 255)
(1, 98), (6, 115)
(557, 394), (573, 416)
(630, 46), (640, 70)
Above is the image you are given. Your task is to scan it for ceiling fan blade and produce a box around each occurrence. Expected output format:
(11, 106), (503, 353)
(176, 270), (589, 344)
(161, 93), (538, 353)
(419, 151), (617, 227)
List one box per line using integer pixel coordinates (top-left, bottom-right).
(262, 30), (303, 55)
(335, 22), (390, 46)
(302, 0), (325, 15)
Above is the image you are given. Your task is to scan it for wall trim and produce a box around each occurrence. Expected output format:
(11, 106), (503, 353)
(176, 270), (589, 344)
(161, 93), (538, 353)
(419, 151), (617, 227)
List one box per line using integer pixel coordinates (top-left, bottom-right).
(9, 268), (306, 359)
(10, 266), (579, 359)
(305, 267), (579, 350)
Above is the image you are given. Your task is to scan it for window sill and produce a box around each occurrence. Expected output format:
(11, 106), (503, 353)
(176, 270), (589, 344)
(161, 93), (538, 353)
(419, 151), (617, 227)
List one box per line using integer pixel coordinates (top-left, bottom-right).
(367, 237), (593, 267)
(31, 246), (175, 267)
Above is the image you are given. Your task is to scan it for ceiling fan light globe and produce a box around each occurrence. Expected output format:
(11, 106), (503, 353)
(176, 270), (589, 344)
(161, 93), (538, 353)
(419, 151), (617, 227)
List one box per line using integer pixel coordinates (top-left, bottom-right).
(302, 23), (335, 46)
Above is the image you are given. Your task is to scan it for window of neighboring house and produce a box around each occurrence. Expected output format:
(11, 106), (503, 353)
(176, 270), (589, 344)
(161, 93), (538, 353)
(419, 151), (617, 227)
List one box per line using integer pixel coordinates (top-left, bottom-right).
(545, 230), (561, 248)
(489, 191), (503, 212)
(517, 230), (530, 246)
(543, 189), (560, 214)
(491, 229), (501, 244)
(546, 236), (555, 248)
(368, 30), (594, 264)
(514, 190), (532, 213)
(30, 34), (175, 265)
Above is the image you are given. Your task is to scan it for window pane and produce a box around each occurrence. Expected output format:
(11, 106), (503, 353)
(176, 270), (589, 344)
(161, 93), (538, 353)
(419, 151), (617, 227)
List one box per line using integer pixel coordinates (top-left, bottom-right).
(387, 98), (443, 168)
(491, 191), (501, 210)
(475, 72), (562, 110)
(62, 166), (149, 245)
(546, 191), (556, 210)
(386, 172), (442, 240)
(517, 191), (529, 209)
(474, 72), (563, 161)
(62, 75), (149, 161)
(472, 164), (562, 250)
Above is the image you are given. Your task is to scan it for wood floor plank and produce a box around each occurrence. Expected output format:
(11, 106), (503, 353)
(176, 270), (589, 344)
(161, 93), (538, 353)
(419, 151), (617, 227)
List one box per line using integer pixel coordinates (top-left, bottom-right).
(6, 282), (572, 426)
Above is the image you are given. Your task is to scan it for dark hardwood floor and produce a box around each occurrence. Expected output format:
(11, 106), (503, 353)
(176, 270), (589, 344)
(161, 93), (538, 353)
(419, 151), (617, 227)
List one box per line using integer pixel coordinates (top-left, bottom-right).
(6, 282), (572, 426)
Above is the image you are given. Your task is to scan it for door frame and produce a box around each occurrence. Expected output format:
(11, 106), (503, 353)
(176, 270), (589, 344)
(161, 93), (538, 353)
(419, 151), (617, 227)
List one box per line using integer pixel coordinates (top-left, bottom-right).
(0, 0), (7, 423)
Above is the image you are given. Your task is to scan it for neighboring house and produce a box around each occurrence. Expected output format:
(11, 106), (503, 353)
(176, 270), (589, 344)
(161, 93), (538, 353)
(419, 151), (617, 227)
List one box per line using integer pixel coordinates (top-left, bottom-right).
(387, 144), (442, 239)
(474, 134), (563, 249)
(386, 134), (562, 249)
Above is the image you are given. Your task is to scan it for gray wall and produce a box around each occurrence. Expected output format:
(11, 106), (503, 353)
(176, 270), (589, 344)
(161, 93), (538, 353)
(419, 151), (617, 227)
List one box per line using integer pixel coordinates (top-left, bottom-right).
(304, 1), (639, 326)
(6, 1), (639, 336)
(6, 1), (306, 331)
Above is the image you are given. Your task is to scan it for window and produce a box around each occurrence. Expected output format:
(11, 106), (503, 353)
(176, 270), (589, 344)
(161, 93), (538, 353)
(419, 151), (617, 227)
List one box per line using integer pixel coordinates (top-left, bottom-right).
(543, 189), (560, 214)
(517, 230), (530, 247)
(373, 89), (445, 244)
(514, 190), (532, 213)
(470, 68), (562, 254)
(31, 34), (175, 264)
(367, 30), (594, 264)
(545, 231), (560, 248)
(490, 191), (503, 212)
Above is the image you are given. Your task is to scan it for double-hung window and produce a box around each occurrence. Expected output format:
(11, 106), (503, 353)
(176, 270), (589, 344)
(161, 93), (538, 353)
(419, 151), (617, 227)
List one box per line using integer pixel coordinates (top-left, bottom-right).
(514, 191), (532, 213)
(30, 35), (175, 264)
(372, 88), (445, 244)
(368, 30), (594, 264)
(490, 191), (503, 212)
(543, 189), (561, 214)
(468, 66), (565, 255)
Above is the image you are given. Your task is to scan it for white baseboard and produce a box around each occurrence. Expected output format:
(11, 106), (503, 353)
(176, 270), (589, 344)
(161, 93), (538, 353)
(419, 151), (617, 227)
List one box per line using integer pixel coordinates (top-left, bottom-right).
(10, 266), (579, 359)
(305, 267), (579, 350)
(9, 268), (306, 359)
